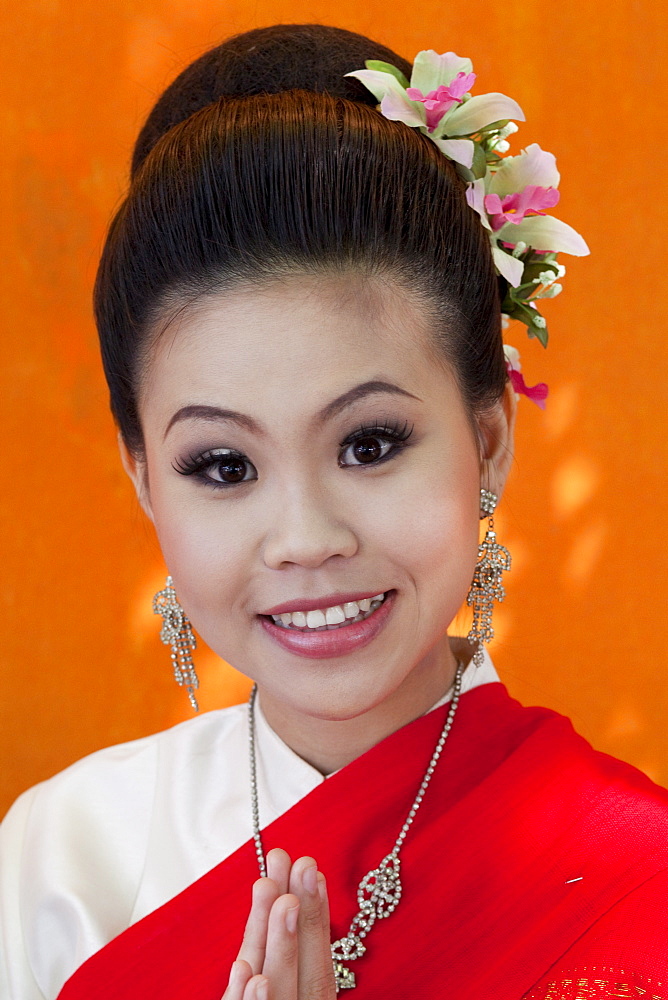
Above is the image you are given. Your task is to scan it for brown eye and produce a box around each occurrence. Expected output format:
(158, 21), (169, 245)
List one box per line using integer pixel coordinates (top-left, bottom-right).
(172, 448), (258, 488)
(340, 435), (395, 467)
(211, 455), (249, 483)
(352, 436), (384, 464)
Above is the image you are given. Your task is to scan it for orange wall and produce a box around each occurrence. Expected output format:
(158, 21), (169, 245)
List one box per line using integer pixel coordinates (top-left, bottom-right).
(1, 1), (666, 817)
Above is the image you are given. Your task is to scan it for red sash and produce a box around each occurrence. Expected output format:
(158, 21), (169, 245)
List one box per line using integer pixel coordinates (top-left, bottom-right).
(57, 684), (668, 999)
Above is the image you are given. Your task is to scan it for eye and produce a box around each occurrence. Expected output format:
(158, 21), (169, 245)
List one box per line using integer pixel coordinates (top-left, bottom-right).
(339, 421), (414, 468)
(340, 435), (394, 466)
(172, 449), (257, 488)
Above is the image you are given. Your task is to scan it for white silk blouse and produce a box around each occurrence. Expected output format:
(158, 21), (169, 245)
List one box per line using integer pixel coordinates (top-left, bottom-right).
(0, 652), (500, 1000)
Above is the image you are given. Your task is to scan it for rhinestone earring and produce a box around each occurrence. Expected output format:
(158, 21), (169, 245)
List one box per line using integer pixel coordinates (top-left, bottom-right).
(466, 489), (511, 667)
(152, 575), (199, 711)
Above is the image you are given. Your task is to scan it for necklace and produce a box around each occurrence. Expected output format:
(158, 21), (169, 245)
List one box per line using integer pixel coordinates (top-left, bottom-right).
(248, 661), (465, 992)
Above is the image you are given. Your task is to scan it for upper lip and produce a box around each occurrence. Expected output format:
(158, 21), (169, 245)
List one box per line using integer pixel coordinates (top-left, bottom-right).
(259, 590), (390, 616)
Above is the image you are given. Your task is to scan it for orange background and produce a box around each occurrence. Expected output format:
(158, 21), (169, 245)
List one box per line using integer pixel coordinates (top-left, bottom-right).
(1, 1), (666, 818)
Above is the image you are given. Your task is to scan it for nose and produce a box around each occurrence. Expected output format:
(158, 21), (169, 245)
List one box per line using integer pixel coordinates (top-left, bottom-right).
(262, 480), (359, 570)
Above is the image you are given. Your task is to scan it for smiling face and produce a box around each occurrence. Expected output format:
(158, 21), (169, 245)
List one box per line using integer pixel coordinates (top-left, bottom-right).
(124, 272), (514, 757)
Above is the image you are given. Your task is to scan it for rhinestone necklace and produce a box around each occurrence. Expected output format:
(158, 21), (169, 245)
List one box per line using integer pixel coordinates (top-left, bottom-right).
(248, 660), (465, 992)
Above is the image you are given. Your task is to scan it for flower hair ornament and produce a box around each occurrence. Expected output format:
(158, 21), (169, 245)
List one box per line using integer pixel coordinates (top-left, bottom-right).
(346, 50), (590, 407)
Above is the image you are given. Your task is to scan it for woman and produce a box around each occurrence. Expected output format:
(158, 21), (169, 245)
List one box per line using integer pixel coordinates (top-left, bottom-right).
(1, 22), (667, 1000)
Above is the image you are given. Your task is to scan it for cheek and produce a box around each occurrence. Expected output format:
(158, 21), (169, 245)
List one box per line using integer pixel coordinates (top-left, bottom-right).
(371, 441), (481, 608)
(394, 477), (479, 586)
(148, 487), (250, 624)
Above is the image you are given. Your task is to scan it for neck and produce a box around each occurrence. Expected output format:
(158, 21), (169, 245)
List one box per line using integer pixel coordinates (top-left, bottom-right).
(256, 636), (471, 775)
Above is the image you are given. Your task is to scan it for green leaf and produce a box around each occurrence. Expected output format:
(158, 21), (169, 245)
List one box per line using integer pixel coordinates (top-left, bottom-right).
(505, 274), (534, 301)
(519, 261), (560, 286)
(503, 300), (549, 347)
(476, 118), (510, 135)
(455, 162), (475, 184)
(508, 284), (534, 302)
(471, 142), (487, 179)
(364, 60), (410, 89)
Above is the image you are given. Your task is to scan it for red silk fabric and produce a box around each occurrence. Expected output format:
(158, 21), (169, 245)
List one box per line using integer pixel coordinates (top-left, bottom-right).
(57, 685), (668, 999)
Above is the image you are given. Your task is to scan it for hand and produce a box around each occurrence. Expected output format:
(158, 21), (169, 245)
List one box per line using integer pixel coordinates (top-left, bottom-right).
(222, 848), (337, 1000)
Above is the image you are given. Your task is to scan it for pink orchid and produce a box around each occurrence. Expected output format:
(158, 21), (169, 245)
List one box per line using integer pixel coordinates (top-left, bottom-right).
(485, 185), (560, 232)
(406, 71), (476, 132)
(506, 364), (549, 409)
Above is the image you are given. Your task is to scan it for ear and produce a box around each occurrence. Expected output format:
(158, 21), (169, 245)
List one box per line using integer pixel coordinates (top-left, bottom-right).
(477, 381), (517, 501)
(118, 432), (154, 523)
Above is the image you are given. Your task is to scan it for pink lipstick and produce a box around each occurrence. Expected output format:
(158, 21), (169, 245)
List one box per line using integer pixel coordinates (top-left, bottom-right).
(258, 590), (396, 659)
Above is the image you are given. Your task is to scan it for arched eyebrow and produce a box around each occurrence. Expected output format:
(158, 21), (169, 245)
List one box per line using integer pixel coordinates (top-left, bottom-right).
(163, 379), (421, 440)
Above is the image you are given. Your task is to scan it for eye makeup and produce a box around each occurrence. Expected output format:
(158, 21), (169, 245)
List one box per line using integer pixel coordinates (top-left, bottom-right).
(171, 417), (416, 490)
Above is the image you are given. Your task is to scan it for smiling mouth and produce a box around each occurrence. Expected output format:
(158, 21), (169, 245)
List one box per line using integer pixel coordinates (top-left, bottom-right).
(261, 592), (390, 632)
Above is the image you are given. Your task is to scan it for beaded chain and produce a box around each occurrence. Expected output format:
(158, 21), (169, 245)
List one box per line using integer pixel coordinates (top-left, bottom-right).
(247, 660), (465, 991)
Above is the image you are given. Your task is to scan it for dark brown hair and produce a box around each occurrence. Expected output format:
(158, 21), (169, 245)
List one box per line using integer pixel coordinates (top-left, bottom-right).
(94, 24), (506, 457)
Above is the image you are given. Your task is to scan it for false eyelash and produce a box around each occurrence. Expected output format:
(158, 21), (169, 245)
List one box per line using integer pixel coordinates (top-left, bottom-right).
(171, 419), (416, 488)
(171, 448), (247, 478)
(339, 419), (414, 448)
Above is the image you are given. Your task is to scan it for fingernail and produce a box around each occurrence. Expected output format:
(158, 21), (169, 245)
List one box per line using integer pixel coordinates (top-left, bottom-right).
(256, 979), (269, 1000)
(316, 871), (327, 904)
(303, 864), (318, 895)
(286, 903), (299, 934)
(228, 961), (242, 986)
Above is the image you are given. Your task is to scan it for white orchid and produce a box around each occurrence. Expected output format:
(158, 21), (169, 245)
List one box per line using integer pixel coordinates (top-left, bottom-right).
(466, 144), (589, 285)
(345, 50), (524, 169)
(346, 52), (589, 348)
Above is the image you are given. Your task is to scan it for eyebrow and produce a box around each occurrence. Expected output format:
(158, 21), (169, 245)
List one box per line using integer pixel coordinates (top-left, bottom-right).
(163, 379), (422, 441)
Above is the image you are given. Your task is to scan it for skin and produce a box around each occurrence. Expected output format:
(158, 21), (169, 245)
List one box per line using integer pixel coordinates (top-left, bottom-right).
(120, 271), (516, 998)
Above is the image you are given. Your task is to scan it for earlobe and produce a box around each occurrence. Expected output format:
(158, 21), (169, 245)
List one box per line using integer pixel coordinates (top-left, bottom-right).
(479, 381), (517, 500)
(117, 432), (154, 522)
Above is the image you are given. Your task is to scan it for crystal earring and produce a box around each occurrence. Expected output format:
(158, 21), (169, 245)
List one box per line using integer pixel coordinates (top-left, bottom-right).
(152, 575), (199, 711)
(466, 489), (511, 667)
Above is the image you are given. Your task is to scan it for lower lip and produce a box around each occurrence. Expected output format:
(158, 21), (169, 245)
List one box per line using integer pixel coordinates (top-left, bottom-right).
(258, 591), (396, 659)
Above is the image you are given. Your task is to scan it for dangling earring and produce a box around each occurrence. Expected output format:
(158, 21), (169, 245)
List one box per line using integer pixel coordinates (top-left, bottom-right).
(152, 575), (199, 711)
(466, 489), (511, 667)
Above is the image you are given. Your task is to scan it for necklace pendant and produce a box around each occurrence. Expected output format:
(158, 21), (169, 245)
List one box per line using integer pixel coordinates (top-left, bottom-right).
(334, 961), (356, 991)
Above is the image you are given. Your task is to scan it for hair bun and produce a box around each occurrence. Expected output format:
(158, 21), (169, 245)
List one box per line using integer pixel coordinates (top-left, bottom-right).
(131, 23), (412, 177)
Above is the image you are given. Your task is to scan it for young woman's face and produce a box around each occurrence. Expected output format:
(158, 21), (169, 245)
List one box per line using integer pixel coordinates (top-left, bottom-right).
(129, 274), (513, 727)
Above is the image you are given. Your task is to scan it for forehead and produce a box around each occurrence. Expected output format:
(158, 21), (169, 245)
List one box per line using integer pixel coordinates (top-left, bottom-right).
(140, 273), (456, 423)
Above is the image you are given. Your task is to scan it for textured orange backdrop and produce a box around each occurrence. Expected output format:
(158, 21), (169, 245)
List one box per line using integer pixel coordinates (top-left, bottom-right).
(1, 1), (666, 817)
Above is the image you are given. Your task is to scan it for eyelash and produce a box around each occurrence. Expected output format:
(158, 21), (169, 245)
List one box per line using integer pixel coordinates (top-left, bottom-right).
(171, 419), (415, 490)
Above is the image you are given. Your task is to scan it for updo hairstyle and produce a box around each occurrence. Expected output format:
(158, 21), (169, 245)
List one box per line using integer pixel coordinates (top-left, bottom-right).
(94, 24), (507, 458)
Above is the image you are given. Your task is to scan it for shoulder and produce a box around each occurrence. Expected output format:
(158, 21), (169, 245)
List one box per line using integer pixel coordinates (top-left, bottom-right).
(510, 687), (668, 856)
(1, 703), (251, 874)
(0, 704), (250, 901)
(0, 703), (249, 999)
(467, 682), (668, 854)
(3, 701), (249, 827)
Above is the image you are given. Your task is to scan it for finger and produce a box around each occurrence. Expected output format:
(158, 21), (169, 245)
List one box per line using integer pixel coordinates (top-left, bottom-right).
(290, 859), (336, 999)
(266, 848), (291, 895)
(237, 877), (281, 973)
(316, 872), (334, 971)
(221, 959), (253, 1000)
(260, 894), (300, 1000)
(315, 872), (336, 997)
(242, 974), (270, 1000)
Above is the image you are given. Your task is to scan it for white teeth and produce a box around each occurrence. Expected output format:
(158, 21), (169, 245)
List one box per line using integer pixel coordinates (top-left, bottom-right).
(305, 609), (327, 628)
(269, 592), (388, 630)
